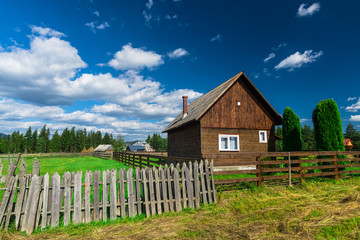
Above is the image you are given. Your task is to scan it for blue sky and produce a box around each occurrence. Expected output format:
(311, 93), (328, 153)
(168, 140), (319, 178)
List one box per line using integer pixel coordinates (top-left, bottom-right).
(0, 0), (359, 140)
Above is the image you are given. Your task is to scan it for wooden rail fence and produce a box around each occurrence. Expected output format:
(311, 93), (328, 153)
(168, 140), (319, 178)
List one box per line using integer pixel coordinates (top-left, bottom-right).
(113, 152), (199, 168)
(0, 160), (216, 234)
(92, 151), (113, 159)
(211, 151), (360, 185)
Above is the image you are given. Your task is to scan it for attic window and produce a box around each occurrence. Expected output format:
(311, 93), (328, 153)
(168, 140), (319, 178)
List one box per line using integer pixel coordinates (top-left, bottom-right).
(219, 134), (239, 151)
(259, 131), (267, 143)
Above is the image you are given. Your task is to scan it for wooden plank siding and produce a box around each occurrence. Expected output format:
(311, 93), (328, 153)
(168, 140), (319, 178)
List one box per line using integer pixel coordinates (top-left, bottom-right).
(167, 122), (202, 159)
(200, 80), (275, 129)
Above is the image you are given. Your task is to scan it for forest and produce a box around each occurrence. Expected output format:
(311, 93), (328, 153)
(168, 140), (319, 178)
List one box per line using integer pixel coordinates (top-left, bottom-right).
(0, 125), (126, 154)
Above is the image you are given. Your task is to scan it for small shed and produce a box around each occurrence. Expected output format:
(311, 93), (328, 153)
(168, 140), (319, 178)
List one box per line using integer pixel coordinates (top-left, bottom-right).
(126, 141), (154, 152)
(344, 139), (353, 151)
(94, 144), (114, 153)
(163, 71), (282, 165)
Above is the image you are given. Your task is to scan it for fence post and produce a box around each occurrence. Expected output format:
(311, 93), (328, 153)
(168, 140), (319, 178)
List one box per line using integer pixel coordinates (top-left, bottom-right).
(288, 152), (292, 187)
(256, 157), (261, 187)
(333, 155), (339, 181)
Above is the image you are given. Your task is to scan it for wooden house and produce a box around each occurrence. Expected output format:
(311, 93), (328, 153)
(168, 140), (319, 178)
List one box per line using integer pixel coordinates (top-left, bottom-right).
(162, 71), (282, 166)
(94, 144), (114, 153)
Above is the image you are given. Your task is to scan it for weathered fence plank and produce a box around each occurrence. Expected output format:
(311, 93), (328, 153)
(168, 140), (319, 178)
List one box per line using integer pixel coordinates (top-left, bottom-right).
(85, 171), (92, 223)
(135, 168), (142, 215)
(63, 172), (71, 226)
(15, 174), (27, 230)
(205, 160), (212, 204)
(5, 175), (18, 230)
(110, 169), (117, 220)
(185, 165), (194, 209)
(41, 173), (49, 230)
(93, 170), (100, 221)
(199, 161), (207, 205)
(148, 168), (156, 216)
(210, 160), (217, 203)
(34, 176), (44, 230)
(142, 168), (150, 218)
(173, 168), (182, 212)
(51, 173), (61, 228)
(166, 166), (174, 212)
(160, 167), (169, 213)
(31, 158), (40, 177)
(102, 170), (108, 221)
(153, 167), (162, 215)
(127, 168), (135, 217)
(26, 175), (41, 234)
(119, 169), (126, 218)
(73, 172), (82, 225)
(194, 161), (200, 208)
(181, 163), (187, 208)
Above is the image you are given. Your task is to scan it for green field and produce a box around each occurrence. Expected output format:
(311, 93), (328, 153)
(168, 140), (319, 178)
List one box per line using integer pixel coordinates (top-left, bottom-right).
(0, 155), (129, 176)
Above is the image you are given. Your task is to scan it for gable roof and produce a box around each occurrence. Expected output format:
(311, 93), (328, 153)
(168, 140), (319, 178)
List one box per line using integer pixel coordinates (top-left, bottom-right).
(94, 144), (114, 152)
(163, 71), (282, 133)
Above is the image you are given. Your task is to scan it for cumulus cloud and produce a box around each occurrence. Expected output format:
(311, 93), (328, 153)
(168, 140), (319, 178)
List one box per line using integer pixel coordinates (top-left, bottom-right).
(297, 3), (320, 17)
(30, 25), (65, 37)
(168, 48), (189, 59)
(85, 21), (110, 33)
(350, 115), (360, 121)
(346, 99), (360, 112)
(0, 25), (203, 140)
(274, 50), (323, 71)
(210, 34), (222, 42)
(107, 44), (164, 71)
(347, 97), (357, 101)
(264, 53), (276, 63)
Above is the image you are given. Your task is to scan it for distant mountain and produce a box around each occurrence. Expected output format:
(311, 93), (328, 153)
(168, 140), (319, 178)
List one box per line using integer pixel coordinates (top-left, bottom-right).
(0, 133), (8, 138)
(125, 140), (141, 147)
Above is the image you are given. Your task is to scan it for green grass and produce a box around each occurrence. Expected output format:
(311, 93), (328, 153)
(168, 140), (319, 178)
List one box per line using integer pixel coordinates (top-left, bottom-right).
(4, 176), (359, 239)
(0, 155), (129, 176)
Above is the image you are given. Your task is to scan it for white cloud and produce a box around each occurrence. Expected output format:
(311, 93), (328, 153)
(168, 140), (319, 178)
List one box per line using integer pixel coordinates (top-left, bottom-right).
(274, 50), (323, 71)
(85, 21), (110, 33)
(346, 99), (360, 112)
(0, 26), (204, 140)
(264, 53), (276, 63)
(107, 44), (164, 71)
(350, 115), (360, 121)
(30, 25), (65, 38)
(93, 10), (100, 17)
(168, 48), (189, 59)
(347, 97), (357, 101)
(297, 3), (320, 17)
(210, 34), (222, 42)
(300, 119), (311, 123)
(146, 0), (153, 9)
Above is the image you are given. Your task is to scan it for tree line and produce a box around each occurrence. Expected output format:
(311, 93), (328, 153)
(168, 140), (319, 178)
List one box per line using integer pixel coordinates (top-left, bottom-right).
(145, 133), (167, 152)
(0, 125), (126, 154)
(277, 99), (360, 152)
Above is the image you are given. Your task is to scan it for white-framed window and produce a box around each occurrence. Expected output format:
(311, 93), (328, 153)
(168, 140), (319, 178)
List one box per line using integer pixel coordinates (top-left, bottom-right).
(219, 134), (239, 151)
(259, 130), (267, 143)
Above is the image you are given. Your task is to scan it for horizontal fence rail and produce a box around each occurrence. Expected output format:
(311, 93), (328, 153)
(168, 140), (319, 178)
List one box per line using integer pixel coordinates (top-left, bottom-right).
(0, 160), (216, 234)
(210, 151), (360, 185)
(93, 152), (113, 160)
(113, 152), (199, 168)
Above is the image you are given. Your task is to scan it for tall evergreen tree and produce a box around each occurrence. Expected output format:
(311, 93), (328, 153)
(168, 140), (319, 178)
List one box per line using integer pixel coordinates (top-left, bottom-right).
(102, 133), (111, 144)
(31, 130), (37, 153)
(275, 126), (283, 152)
(50, 130), (61, 152)
(302, 124), (316, 151)
(282, 107), (303, 151)
(24, 126), (32, 153)
(61, 128), (70, 152)
(312, 99), (344, 151)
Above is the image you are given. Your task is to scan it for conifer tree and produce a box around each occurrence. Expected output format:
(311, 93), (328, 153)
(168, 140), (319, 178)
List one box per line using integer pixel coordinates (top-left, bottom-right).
(282, 107), (303, 151)
(312, 99), (344, 151)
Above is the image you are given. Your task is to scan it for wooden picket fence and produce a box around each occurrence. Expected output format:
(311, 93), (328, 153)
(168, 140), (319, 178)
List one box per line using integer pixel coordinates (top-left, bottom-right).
(92, 151), (113, 160)
(0, 160), (216, 234)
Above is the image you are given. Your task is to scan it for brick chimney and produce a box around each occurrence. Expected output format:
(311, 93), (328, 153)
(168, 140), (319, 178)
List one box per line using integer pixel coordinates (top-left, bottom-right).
(182, 96), (188, 117)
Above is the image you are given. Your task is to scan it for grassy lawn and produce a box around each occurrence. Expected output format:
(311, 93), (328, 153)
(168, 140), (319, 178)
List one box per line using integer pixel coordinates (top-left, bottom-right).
(0, 176), (359, 239)
(0, 155), (129, 176)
